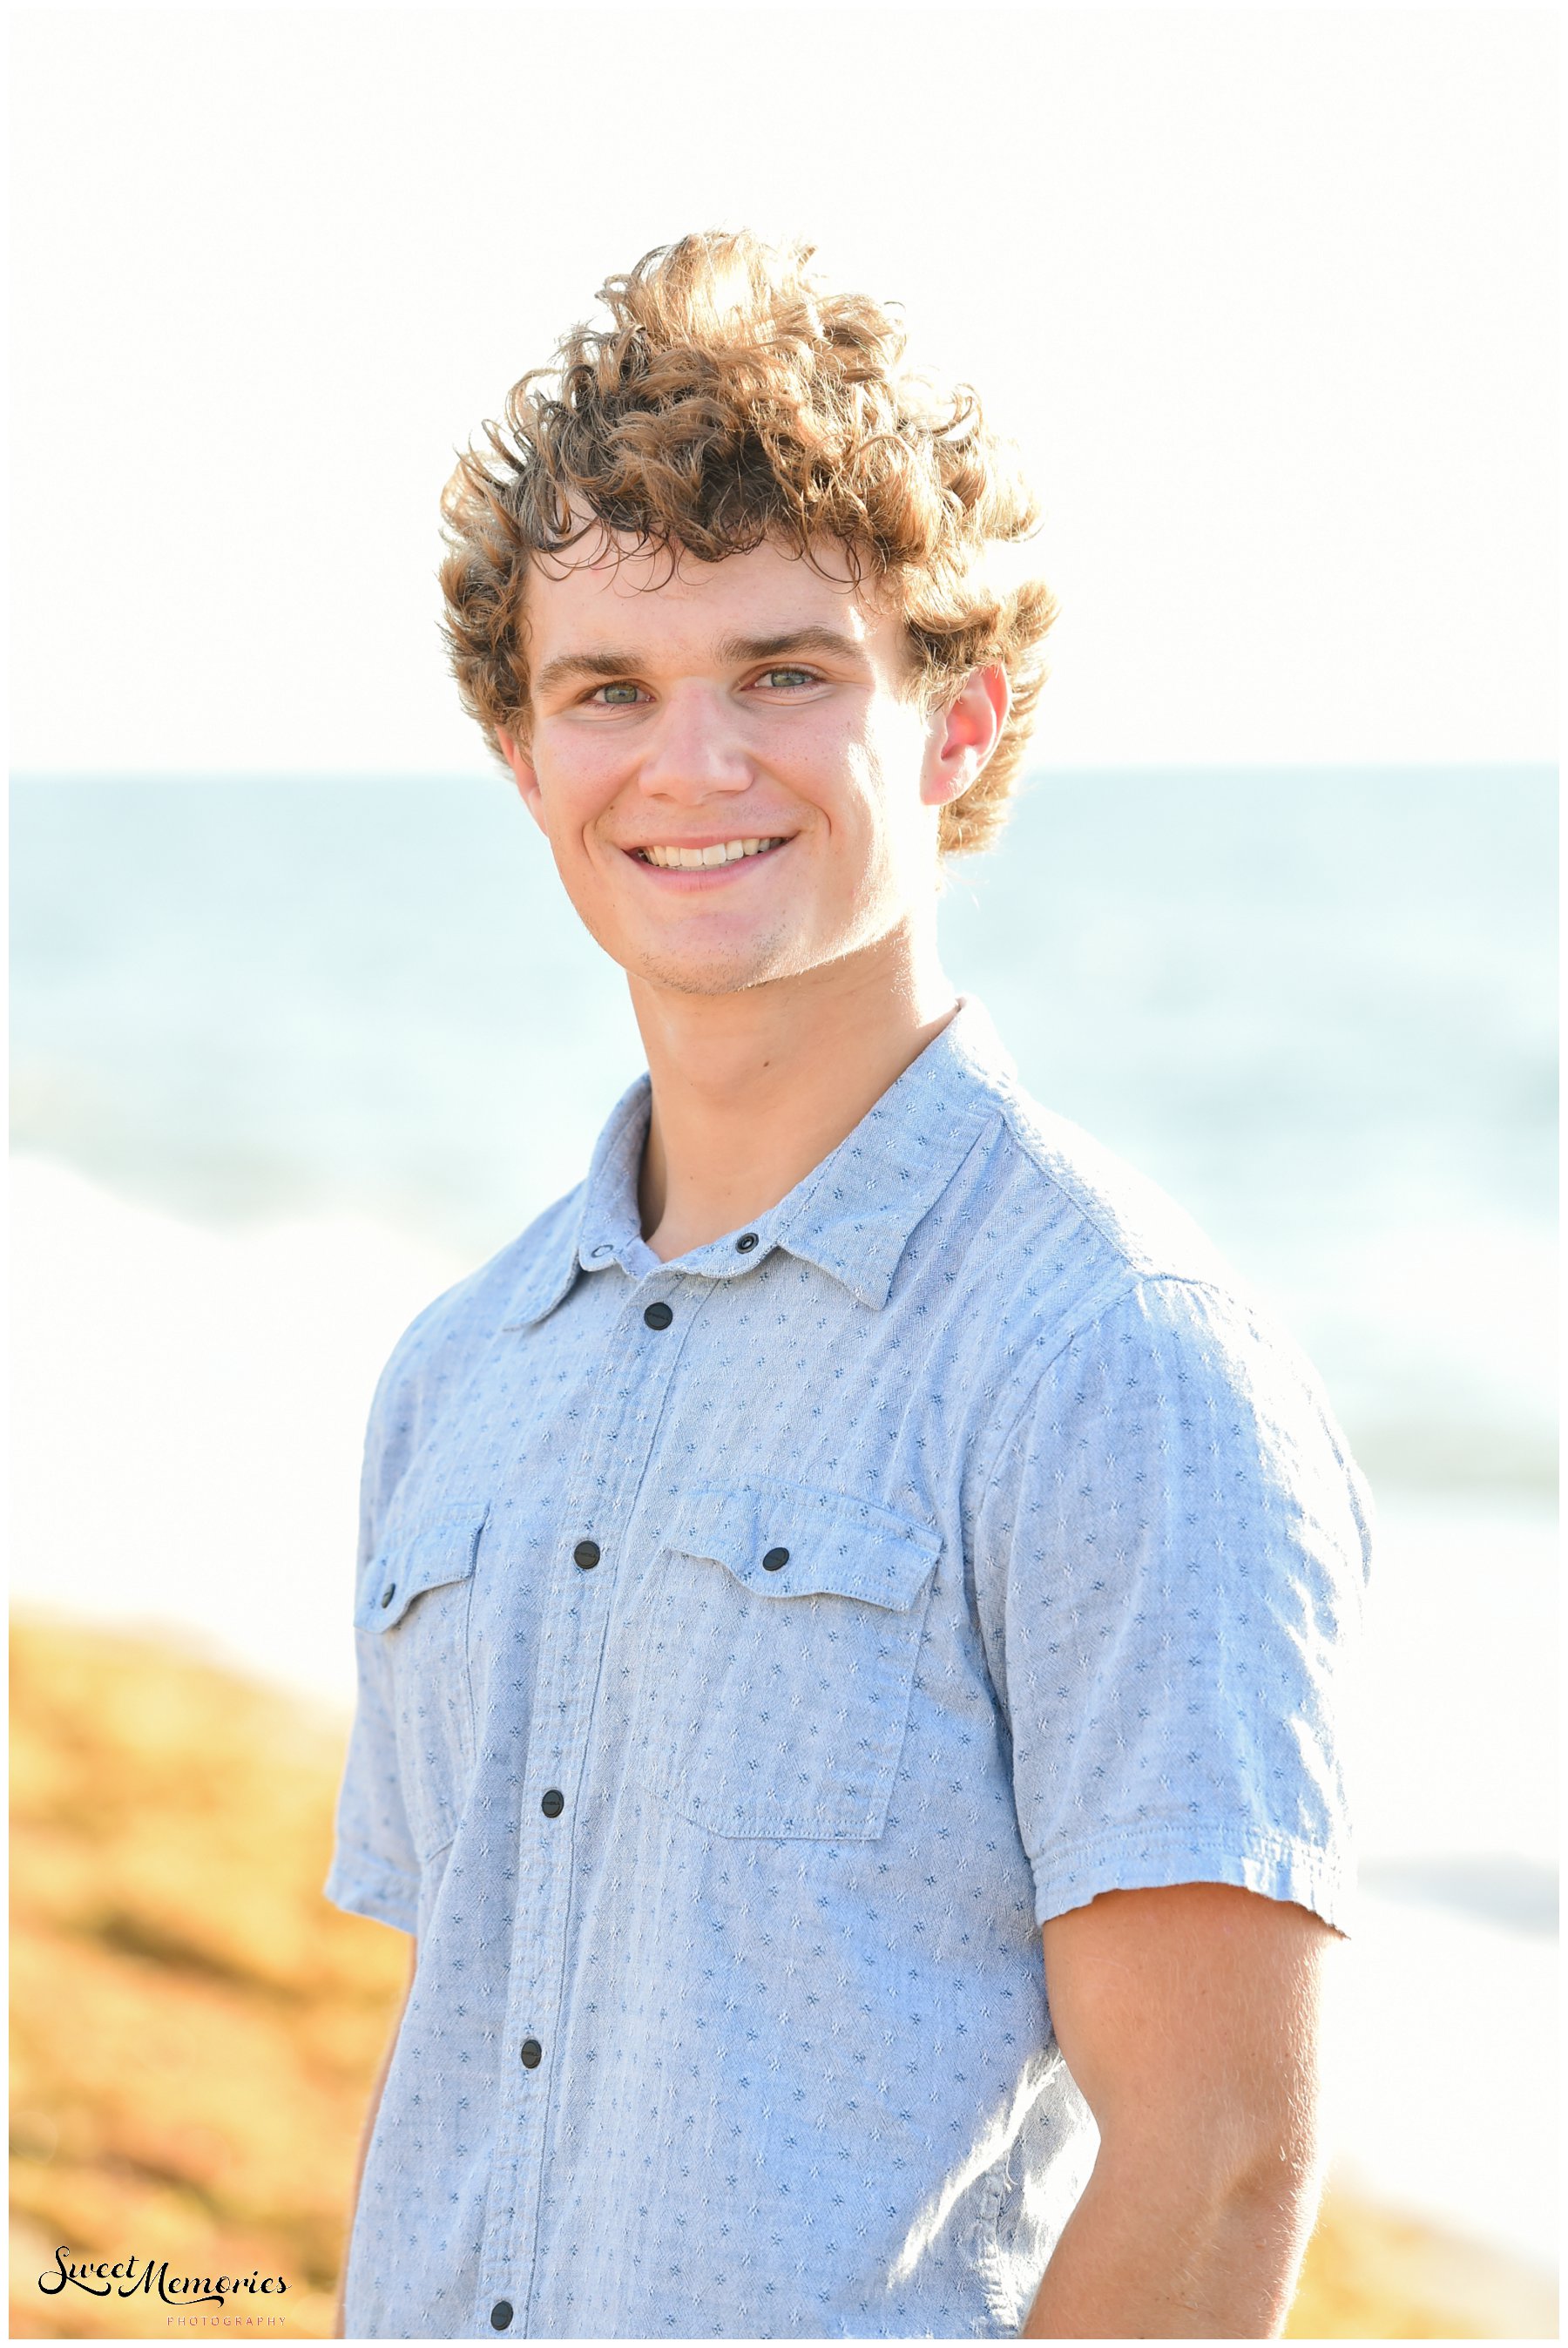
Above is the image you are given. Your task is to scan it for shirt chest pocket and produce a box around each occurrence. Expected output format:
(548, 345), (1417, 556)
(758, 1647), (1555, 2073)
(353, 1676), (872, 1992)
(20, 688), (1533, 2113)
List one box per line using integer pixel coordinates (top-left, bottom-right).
(356, 1500), (489, 1863)
(639, 1483), (941, 1844)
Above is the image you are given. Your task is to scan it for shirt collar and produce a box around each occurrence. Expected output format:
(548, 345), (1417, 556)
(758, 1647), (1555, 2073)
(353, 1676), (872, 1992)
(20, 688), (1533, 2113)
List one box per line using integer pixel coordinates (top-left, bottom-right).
(504, 996), (1012, 1326)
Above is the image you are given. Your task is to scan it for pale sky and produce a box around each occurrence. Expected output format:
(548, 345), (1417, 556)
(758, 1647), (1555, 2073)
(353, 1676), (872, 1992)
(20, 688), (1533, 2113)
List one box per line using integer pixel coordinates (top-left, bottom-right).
(10, 4), (1558, 773)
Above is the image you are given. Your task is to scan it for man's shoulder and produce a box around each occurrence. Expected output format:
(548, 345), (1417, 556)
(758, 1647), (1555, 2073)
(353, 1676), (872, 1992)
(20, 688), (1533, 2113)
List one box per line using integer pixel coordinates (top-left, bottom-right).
(965, 1079), (1364, 1510)
(373, 1183), (585, 1398)
(977, 1073), (1245, 1303)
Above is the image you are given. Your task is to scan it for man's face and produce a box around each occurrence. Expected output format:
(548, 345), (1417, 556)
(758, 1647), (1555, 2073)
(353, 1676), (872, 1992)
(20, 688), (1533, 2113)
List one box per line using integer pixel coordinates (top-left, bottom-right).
(500, 531), (989, 998)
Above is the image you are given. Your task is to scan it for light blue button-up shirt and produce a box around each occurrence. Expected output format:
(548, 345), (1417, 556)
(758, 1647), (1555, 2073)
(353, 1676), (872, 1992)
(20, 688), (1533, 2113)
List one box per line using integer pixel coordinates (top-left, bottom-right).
(326, 998), (1373, 2339)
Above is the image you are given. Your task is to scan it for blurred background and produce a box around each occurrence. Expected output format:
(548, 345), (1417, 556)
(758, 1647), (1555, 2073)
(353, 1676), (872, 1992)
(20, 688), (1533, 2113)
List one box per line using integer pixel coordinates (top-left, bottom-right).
(10, 6), (1557, 2338)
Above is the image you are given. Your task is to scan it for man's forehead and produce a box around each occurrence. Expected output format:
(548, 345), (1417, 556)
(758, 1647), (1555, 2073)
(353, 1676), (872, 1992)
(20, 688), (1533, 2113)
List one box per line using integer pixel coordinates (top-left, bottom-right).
(523, 529), (891, 660)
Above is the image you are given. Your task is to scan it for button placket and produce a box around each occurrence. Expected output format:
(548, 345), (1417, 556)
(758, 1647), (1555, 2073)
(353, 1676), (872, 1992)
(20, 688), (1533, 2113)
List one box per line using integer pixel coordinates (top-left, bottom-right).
(476, 1276), (706, 2334)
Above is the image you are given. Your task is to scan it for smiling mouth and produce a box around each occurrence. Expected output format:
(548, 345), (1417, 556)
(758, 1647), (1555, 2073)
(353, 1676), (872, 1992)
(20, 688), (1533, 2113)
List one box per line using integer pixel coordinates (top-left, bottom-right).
(632, 836), (790, 869)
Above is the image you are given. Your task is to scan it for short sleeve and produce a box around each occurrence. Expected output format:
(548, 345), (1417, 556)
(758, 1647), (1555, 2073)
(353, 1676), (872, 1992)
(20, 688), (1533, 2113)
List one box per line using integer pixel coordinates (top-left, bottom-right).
(323, 1351), (422, 1936)
(324, 1640), (421, 1934)
(974, 1275), (1375, 1937)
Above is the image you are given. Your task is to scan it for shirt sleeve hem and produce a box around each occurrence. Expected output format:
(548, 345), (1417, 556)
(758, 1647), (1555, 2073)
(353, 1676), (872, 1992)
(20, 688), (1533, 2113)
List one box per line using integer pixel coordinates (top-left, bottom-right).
(323, 1851), (420, 1935)
(1029, 1821), (1357, 1938)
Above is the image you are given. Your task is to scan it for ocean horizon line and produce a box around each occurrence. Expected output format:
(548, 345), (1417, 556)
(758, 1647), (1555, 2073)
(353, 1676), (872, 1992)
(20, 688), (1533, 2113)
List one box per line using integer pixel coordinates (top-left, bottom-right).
(10, 757), (1561, 787)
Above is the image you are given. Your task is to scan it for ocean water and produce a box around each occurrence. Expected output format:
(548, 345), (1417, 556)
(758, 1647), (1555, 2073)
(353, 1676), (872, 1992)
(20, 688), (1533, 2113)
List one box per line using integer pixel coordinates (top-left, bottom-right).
(10, 766), (1557, 1500)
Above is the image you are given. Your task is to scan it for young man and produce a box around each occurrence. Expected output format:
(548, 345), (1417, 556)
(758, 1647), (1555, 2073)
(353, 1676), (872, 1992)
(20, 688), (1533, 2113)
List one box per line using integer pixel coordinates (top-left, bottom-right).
(326, 231), (1372, 2340)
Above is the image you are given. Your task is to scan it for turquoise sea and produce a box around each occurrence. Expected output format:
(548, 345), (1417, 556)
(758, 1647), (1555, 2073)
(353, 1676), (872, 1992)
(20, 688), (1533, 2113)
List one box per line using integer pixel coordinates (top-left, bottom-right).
(11, 765), (1557, 1503)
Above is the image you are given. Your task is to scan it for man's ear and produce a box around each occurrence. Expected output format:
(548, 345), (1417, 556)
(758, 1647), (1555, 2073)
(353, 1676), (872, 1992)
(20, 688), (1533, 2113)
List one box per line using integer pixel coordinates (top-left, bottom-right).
(919, 665), (1010, 809)
(497, 727), (547, 833)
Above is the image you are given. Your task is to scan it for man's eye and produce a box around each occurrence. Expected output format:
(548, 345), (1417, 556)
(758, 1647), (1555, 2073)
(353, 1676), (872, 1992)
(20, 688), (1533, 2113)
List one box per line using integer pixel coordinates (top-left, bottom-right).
(591, 682), (643, 706)
(757, 667), (817, 690)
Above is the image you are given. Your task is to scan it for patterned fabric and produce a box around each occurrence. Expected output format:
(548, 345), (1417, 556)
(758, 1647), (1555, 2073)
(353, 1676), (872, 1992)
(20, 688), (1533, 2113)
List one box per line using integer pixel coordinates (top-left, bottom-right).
(325, 997), (1373, 2339)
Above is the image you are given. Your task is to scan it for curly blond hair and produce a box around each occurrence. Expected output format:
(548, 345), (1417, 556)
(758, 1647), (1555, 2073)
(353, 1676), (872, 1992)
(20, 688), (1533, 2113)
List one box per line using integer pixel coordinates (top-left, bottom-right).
(439, 231), (1058, 855)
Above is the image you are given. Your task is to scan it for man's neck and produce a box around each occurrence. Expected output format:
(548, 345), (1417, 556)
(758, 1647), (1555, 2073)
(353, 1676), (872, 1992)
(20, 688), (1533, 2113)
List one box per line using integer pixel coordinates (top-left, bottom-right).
(630, 928), (959, 1263)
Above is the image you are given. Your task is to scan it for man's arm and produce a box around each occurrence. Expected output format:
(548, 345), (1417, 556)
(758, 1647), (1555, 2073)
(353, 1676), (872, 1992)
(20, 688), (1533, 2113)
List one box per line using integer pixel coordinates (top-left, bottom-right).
(333, 1934), (417, 2340)
(1021, 1883), (1334, 2339)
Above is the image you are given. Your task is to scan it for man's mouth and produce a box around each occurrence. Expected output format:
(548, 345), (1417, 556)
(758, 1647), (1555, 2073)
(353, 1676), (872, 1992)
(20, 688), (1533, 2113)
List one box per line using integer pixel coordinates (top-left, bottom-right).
(631, 836), (790, 870)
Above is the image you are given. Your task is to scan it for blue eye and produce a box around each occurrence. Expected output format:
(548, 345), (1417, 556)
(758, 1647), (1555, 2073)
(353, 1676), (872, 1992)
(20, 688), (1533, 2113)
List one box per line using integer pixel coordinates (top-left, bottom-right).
(760, 667), (815, 689)
(592, 682), (642, 705)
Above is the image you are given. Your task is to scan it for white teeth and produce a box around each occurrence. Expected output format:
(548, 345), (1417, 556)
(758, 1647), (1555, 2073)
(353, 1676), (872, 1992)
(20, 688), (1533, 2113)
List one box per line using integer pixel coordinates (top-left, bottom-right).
(639, 836), (786, 868)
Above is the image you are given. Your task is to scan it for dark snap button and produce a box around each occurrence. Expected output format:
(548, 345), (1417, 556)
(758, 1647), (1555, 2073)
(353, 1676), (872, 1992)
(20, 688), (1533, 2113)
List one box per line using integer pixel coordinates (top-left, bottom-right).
(762, 1546), (790, 1572)
(490, 2303), (513, 2331)
(643, 1300), (673, 1330)
(541, 1789), (564, 1817)
(735, 1231), (759, 1253)
(573, 1539), (600, 1570)
(519, 2038), (543, 2069)
(380, 1584), (395, 1607)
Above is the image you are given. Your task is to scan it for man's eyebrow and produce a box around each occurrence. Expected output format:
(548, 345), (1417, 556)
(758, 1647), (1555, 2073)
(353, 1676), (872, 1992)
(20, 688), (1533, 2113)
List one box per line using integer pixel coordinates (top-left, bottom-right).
(531, 626), (873, 701)
(531, 648), (645, 700)
(713, 626), (874, 669)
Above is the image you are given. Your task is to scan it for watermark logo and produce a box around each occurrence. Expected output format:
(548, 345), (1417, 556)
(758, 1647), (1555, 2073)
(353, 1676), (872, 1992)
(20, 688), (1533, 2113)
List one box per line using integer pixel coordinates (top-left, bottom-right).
(38, 2245), (289, 2317)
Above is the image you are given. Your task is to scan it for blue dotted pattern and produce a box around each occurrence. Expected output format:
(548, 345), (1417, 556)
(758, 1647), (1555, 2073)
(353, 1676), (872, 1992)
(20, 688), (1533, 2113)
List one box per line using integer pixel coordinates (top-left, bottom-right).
(325, 998), (1374, 2338)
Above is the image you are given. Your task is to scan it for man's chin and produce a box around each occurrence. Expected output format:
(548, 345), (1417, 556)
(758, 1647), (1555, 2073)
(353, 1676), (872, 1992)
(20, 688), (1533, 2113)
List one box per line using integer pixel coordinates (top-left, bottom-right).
(622, 933), (805, 998)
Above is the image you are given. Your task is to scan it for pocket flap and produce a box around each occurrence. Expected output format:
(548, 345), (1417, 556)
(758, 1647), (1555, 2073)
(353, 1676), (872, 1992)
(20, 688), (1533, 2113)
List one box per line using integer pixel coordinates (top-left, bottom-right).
(358, 1501), (489, 1632)
(670, 1484), (938, 1612)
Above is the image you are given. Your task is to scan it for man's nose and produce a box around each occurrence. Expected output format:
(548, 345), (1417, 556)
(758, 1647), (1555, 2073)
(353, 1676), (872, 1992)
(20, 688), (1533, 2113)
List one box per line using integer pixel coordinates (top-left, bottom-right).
(634, 683), (753, 800)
